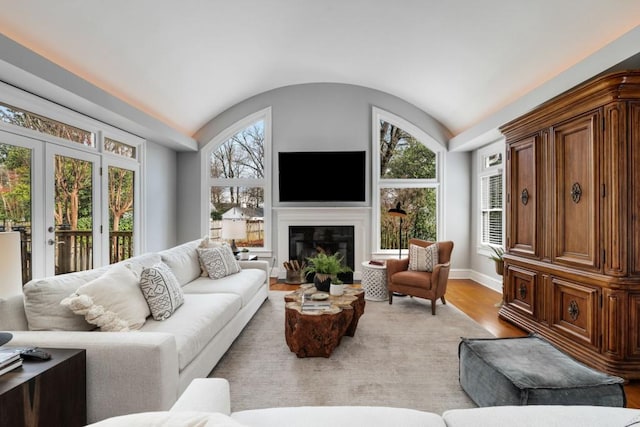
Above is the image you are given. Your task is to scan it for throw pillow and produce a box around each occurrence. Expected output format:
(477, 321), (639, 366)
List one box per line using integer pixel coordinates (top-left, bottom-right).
(197, 236), (226, 277)
(61, 263), (151, 332)
(139, 262), (185, 321)
(198, 246), (241, 280)
(408, 243), (439, 272)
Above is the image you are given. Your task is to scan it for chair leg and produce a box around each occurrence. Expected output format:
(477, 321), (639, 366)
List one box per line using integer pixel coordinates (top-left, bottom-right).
(388, 291), (393, 304)
(441, 296), (446, 305)
(431, 299), (436, 315)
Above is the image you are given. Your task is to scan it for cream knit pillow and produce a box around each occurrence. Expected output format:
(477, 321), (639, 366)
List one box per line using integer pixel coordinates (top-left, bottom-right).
(61, 263), (150, 332)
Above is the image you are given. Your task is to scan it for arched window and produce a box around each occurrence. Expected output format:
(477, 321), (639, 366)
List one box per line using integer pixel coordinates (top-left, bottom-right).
(202, 108), (271, 253)
(372, 107), (443, 256)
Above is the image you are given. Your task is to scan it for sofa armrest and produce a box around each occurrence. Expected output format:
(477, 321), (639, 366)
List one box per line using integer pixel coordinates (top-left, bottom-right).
(238, 260), (269, 280)
(170, 378), (231, 415)
(8, 331), (179, 423)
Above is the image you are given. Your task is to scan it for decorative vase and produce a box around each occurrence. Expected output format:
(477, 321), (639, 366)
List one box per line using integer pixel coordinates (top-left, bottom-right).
(330, 283), (344, 296)
(313, 274), (332, 292)
(494, 260), (504, 276)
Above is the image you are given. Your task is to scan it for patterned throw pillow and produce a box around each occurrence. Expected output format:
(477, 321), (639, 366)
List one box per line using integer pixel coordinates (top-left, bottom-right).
(408, 243), (439, 272)
(198, 246), (241, 279)
(197, 237), (226, 277)
(139, 262), (185, 321)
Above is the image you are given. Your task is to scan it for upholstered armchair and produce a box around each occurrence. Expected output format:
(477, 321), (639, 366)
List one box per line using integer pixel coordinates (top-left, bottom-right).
(386, 239), (454, 315)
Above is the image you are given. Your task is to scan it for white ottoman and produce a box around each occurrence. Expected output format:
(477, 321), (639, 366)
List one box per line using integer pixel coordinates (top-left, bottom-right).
(361, 261), (388, 301)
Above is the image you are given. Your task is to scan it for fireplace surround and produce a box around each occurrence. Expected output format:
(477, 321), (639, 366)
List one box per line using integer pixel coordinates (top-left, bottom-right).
(276, 207), (370, 282)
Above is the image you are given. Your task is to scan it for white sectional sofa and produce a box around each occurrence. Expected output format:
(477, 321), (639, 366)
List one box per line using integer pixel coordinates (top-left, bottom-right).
(90, 378), (640, 427)
(0, 239), (269, 423)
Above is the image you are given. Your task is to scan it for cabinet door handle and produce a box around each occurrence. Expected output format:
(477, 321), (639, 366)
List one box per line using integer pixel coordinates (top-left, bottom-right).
(518, 283), (527, 299)
(570, 182), (582, 203)
(521, 188), (529, 206)
(568, 300), (580, 320)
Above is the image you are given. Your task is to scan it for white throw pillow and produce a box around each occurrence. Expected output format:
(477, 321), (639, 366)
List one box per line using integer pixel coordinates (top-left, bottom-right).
(198, 246), (241, 279)
(61, 263), (151, 332)
(139, 262), (185, 320)
(408, 243), (439, 272)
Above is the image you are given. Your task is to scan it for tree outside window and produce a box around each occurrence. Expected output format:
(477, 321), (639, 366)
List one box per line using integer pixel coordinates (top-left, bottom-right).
(378, 117), (438, 253)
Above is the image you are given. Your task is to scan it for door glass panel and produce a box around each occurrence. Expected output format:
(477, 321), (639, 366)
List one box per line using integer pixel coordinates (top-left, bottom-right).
(0, 143), (32, 283)
(54, 154), (93, 274)
(108, 165), (134, 263)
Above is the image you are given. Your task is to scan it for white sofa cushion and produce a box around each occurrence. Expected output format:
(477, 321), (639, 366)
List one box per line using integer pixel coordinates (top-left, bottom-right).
(140, 262), (185, 320)
(140, 293), (242, 370)
(61, 263), (150, 331)
(88, 411), (247, 427)
(23, 267), (108, 331)
(115, 253), (162, 271)
(231, 406), (446, 427)
(159, 240), (202, 286)
(441, 405), (640, 427)
(182, 268), (266, 307)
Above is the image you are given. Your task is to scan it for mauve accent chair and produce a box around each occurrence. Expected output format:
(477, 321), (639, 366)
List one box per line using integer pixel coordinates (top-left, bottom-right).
(386, 239), (454, 315)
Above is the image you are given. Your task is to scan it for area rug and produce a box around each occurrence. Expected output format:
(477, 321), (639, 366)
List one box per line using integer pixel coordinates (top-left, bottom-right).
(210, 290), (494, 415)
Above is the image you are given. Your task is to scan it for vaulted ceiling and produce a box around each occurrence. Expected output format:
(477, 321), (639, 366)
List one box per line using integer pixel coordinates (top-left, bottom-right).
(1, 1), (640, 151)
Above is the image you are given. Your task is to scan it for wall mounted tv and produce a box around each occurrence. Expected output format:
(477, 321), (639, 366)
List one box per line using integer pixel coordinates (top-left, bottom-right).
(279, 151), (366, 202)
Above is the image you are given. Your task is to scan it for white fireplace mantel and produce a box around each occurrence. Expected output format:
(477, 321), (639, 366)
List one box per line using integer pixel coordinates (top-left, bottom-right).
(275, 207), (371, 281)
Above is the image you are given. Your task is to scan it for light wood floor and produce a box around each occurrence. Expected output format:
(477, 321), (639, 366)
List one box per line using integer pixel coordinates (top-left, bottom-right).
(271, 277), (639, 408)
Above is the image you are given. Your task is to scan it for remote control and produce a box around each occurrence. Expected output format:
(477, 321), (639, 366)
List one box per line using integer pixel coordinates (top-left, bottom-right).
(20, 348), (51, 361)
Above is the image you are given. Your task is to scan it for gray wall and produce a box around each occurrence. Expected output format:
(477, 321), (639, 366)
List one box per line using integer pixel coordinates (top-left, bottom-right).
(443, 151), (471, 275)
(144, 142), (178, 252)
(178, 83), (473, 270)
(468, 140), (505, 291)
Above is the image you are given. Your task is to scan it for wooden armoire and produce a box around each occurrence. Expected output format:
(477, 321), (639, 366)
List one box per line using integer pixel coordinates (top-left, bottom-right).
(499, 70), (640, 380)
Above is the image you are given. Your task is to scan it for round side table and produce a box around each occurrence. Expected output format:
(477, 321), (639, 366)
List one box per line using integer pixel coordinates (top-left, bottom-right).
(360, 261), (388, 301)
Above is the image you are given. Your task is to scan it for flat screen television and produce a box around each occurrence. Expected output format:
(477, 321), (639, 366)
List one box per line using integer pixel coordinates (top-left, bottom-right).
(279, 151), (366, 202)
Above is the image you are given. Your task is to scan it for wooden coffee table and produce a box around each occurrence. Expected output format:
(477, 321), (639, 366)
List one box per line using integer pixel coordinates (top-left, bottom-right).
(284, 285), (365, 357)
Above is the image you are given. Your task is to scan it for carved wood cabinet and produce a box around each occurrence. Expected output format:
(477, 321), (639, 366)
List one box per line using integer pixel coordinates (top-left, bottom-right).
(499, 70), (640, 380)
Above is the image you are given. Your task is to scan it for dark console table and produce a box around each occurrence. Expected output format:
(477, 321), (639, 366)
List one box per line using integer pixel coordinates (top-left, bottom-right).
(0, 348), (86, 427)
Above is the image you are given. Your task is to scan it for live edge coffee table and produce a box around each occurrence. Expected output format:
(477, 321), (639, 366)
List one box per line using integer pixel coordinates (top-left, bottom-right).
(284, 285), (365, 358)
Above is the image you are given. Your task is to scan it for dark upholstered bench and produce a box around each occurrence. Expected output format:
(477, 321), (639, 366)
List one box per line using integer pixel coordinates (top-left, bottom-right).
(458, 335), (626, 407)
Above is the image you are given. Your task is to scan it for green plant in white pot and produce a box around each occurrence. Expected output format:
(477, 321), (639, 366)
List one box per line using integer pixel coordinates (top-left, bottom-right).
(303, 251), (353, 293)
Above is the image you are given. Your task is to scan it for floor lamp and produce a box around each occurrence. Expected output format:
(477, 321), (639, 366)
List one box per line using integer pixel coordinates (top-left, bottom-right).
(388, 202), (407, 259)
(388, 202), (407, 297)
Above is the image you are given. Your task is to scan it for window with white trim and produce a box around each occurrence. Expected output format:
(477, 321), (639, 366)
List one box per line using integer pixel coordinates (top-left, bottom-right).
(478, 142), (504, 249)
(202, 108), (271, 252)
(372, 107), (443, 256)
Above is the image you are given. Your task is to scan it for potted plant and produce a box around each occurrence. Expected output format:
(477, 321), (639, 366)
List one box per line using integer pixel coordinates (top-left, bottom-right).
(488, 246), (505, 276)
(303, 251), (353, 293)
(238, 248), (250, 260)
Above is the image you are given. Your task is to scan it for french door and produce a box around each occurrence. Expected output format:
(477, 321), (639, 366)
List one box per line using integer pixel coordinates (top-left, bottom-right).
(0, 128), (138, 281)
(44, 145), (101, 276)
